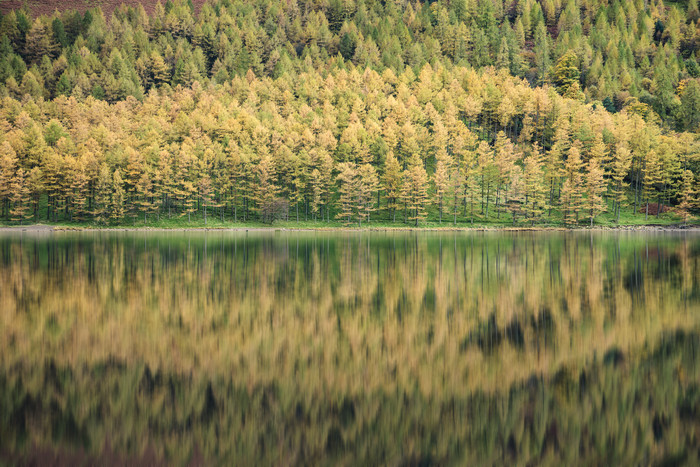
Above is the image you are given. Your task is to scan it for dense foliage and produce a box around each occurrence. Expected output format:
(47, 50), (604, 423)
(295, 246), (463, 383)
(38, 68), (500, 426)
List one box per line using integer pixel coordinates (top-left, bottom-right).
(0, 0), (699, 226)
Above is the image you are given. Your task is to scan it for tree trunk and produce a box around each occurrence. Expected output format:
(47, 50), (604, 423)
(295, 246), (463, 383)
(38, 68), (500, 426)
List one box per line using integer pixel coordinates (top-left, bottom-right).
(645, 200), (648, 221)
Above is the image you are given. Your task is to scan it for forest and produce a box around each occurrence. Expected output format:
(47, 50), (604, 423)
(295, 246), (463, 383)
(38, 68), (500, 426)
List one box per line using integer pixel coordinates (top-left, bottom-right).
(0, 0), (699, 226)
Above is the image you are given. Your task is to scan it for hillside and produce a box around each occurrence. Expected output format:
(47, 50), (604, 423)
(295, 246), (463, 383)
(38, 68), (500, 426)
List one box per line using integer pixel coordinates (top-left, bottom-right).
(0, 0), (697, 227)
(0, 0), (207, 19)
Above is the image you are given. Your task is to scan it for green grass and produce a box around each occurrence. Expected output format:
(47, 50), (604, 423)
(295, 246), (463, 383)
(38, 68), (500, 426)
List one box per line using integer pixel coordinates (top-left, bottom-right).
(1, 204), (695, 230)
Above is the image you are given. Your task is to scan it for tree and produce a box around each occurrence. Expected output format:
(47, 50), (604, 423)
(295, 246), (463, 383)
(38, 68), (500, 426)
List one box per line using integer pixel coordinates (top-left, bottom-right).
(642, 150), (661, 220)
(0, 142), (18, 219)
(493, 132), (517, 219)
(24, 18), (58, 64)
(198, 173), (214, 225)
(382, 151), (402, 222)
(289, 152), (308, 221)
(584, 157), (607, 227)
(477, 141), (496, 218)
(402, 156), (429, 226)
(551, 51), (583, 100)
(496, 37), (510, 71)
(136, 171), (156, 223)
(356, 163), (379, 225)
(310, 168), (323, 221)
(561, 144), (584, 225)
(534, 22), (550, 84)
(677, 169), (697, 226)
(611, 142), (632, 223)
(678, 79), (700, 132)
(433, 152), (453, 224)
(111, 169), (125, 222)
(254, 154), (281, 223)
(9, 168), (30, 224)
(69, 158), (89, 221)
(335, 162), (357, 225)
(461, 150), (481, 224)
(94, 163), (112, 224)
(523, 143), (547, 225)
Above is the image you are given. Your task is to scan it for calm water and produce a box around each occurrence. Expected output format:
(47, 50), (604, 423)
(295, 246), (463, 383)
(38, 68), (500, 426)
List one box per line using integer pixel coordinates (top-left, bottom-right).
(0, 230), (699, 465)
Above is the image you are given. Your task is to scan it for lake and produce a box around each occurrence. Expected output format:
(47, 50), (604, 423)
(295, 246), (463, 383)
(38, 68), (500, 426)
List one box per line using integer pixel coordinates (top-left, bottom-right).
(0, 230), (699, 465)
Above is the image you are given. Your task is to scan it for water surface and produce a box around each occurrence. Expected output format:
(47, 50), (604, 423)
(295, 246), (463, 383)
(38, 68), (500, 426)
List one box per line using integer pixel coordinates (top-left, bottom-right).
(1, 231), (699, 465)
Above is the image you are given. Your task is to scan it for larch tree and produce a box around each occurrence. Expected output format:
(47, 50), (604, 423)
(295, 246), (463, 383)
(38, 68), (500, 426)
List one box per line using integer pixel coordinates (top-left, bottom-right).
(94, 163), (112, 224)
(198, 173), (214, 226)
(611, 142), (633, 223)
(584, 157), (607, 227)
(642, 150), (662, 220)
(560, 143), (584, 225)
(356, 163), (379, 225)
(9, 167), (30, 224)
(0, 142), (18, 219)
(110, 168), (126, 222)
(136, 171), (156, 223)
(335, 161), (357, 225)
(69, 158), (89, 221)
(493, 131), (517, 218)
(477, 141), (496, 218)
(382, 151), (402, 222)
(310, 168), (323, 221)
(402, 155), (429, 226)
(506, 165), (525, 224)
(433, 151), (453, 224)
(254, 154), (281, 223)
(677, 169), (697, 226)
(461, 149), (481, 224)
(523, 143), (547, 225)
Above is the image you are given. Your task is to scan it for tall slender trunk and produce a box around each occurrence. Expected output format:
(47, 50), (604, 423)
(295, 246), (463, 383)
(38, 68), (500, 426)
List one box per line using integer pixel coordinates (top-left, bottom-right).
(645, 200), (649, 221)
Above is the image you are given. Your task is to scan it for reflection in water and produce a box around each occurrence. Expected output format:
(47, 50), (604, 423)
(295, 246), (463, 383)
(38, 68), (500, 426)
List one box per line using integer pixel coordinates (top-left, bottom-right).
(0, 231), (699, 465)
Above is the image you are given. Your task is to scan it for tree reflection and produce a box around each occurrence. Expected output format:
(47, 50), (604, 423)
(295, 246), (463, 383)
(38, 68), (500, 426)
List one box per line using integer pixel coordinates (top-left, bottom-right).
(0, 231), (698, 465)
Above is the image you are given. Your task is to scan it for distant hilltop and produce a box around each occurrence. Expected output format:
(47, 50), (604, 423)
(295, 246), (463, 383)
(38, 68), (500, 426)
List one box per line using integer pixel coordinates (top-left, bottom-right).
(0, 0), (207, 19)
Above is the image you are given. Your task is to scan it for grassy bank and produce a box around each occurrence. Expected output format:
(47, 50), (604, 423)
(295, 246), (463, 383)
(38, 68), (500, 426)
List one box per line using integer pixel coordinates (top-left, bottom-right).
(1, 209), (697, 231)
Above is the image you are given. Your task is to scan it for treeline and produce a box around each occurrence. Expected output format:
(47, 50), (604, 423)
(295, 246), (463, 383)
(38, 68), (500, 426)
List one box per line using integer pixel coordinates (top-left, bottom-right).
(0, 66), (698, 226)
(3, 0), (700, 128)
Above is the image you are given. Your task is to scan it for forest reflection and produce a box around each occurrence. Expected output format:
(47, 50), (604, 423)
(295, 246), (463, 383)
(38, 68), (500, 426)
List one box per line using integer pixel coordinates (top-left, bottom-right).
(0, 231), (699, 465)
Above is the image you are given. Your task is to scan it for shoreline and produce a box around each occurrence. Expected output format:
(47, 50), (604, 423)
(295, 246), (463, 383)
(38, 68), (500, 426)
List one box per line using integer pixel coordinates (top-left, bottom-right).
(1, 224), (699, 233)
